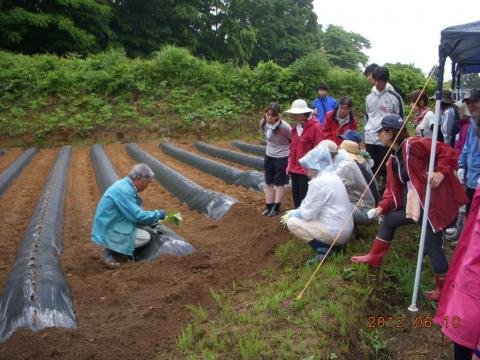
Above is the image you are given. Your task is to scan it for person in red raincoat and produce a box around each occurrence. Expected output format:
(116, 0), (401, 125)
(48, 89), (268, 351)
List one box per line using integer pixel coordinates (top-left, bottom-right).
(434, 187), (480, 360)
(350, 114), (469, 300)
(322, 96), (358, 145)
(285, 99), (324, 208)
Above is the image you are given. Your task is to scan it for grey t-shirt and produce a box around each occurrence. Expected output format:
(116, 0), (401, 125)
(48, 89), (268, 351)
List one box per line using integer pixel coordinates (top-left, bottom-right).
(260, 119), (292, 158)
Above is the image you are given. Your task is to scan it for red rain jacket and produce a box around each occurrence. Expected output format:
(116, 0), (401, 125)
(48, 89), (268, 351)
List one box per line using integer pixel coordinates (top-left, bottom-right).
(378, 137), (468, 232)
(322, 110), (358, 145)
(287, 116), (324, 176)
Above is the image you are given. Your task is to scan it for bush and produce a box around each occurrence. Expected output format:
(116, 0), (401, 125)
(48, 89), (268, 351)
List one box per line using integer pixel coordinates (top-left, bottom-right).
(0, 46), (432, 144)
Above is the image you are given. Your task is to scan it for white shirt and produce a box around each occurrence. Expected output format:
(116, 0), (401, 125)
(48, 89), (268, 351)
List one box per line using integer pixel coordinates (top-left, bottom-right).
(415, 111), (435, 138)
(364, 87), (403, 145)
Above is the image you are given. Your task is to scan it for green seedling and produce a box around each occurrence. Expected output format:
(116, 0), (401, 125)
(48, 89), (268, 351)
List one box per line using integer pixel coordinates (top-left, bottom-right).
(155, 211), (183, 227)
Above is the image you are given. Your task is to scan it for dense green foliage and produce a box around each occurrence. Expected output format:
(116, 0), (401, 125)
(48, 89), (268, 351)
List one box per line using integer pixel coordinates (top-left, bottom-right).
(0, 0), (112, 54)
(0, 47), (433, 144)
(0, 0), (370, 69)
(386, 62), (436, 100)
(322, 25), (371, 70)
(0, 47), (376, 144)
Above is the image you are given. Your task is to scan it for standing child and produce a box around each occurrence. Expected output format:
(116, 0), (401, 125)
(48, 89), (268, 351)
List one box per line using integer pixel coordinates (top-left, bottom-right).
(260, 103), (292, 217)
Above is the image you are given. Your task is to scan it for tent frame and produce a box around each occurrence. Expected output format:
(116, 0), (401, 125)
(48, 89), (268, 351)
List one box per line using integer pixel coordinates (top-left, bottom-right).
(409, 20), (480, 312)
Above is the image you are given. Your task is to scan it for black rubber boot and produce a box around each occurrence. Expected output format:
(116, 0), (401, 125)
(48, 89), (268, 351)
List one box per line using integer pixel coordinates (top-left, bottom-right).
(267, 203), (281, 217)
(101, 248), (120, 269)
(262, 203), (273, 216)
(307, 239), (332, 264)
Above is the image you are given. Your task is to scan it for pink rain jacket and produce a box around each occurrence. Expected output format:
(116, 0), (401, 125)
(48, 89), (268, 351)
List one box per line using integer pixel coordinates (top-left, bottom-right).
(435, 188), (480, 351)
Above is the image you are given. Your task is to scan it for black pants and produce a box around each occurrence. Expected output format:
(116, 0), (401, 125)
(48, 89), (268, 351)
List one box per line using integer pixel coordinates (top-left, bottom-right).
(454, 343), (472, 360)
(291, 173), (309, 208)
(366, 144), (389, 182)
(377, 208), (448, 275)
(466, 187), (476, 216)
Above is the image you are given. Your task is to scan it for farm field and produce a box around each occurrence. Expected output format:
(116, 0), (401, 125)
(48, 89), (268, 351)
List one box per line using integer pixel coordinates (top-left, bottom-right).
(0, 141), (294, 359)
(0, 140), (449, 359)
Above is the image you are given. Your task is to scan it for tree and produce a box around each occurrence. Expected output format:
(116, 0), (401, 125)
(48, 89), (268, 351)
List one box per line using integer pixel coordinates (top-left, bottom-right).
(110, 0), (205, 57)
(386, 63), (436, 101)
(0, 0), (112, 54)
(463, 73), (480, 89)
(321, 25), (370, 70)
(249, 0), (321, 66)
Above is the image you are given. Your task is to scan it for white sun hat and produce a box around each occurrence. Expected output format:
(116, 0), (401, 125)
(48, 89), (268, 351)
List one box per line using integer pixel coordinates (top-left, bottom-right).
(284, 99), (313, 114)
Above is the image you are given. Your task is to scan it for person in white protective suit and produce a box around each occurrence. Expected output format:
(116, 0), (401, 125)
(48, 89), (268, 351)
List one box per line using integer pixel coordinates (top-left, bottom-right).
(319, 140), (376, 225)
(281, 143), (354, 264)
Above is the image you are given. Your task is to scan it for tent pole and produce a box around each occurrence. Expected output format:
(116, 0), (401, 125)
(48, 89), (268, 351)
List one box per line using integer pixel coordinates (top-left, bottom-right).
(408, 59), (445, 312)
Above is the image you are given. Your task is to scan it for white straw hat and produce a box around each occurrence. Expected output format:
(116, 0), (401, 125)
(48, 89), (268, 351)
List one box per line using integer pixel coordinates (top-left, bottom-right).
(284, 99), (313, 114)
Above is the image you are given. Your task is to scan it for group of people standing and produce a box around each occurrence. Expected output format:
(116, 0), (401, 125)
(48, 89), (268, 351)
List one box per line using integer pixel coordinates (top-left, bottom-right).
(260, 63), (480, 359)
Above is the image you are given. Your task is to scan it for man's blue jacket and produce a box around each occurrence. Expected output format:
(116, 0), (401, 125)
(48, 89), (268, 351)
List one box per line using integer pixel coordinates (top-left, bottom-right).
(92, 177), (164, 256)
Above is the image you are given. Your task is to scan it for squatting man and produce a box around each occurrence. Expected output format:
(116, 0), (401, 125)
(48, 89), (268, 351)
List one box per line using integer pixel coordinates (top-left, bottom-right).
(91, 163), (167, 268)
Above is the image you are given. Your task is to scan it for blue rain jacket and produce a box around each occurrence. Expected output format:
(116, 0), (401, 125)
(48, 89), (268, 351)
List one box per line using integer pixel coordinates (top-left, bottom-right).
(459, 120), (480, 190)
(92, 177), (164, 256)
(311, 96), (337, 126)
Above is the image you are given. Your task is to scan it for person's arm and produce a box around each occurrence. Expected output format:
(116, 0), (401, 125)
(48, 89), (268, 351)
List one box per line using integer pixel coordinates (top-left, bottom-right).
(377, 185), (395, 214)
(442, 108), (455, 144)
(352, 115), (358, 131)
(388, 90), (404, 118)
(259, 117), (266, 135)
(112, 189), (165, 225)
(311, 99), (318, 115)
(286, 131), (295, 174)
(322, 112), (333, 140)
(364, 95), (370, 126)
(312, 124), (324, 146)
(458, 125), (472, 170)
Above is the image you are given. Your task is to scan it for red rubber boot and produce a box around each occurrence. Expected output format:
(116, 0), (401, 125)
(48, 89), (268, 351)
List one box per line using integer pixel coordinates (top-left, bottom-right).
(424, 275), (446, 301)
(351, 239), (391, 268)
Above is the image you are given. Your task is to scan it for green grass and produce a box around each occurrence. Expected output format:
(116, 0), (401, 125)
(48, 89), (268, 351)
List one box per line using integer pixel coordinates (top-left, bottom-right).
(171, 223), (441, 359)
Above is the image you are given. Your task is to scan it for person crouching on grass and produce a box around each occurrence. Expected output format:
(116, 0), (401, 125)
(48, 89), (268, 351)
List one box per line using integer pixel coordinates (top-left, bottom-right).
(260, 103), (292, 217)
(281, 142), (354, 265)
(350, 114), (469, 301)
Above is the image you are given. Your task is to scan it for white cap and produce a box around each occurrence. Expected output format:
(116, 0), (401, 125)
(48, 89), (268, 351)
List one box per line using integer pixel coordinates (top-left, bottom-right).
(284, 99), (313, 114)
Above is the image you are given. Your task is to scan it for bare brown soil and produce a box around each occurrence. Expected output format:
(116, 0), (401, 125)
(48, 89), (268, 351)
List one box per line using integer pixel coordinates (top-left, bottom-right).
(0, 148), (24, 174)
(0, 141), (291, 360)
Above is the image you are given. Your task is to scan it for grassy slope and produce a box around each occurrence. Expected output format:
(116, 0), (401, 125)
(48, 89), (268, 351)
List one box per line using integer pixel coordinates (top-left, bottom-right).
(171, 224), (442, 359)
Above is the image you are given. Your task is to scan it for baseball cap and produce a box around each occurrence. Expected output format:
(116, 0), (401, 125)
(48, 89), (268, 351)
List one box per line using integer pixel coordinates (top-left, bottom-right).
(339, 130), (362, 143)
(372, 114), (404, 132)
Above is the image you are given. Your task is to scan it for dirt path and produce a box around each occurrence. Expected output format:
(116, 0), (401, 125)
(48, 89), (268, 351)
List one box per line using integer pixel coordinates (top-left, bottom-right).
(141, 141), (267, 207)
(0, 142), (292, 360)
(0, 148), (24, 174)
(176, 142), (256, 172)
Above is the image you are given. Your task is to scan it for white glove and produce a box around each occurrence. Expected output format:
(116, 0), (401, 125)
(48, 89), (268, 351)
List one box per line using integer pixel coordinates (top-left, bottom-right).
(367, 208), (377, 220)
(280, 212), (290, 227)
(457, 168), (465, 184)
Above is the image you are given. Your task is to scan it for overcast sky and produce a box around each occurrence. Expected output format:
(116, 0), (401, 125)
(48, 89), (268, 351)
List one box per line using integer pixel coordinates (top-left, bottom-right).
(313, 0), (479, 78)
